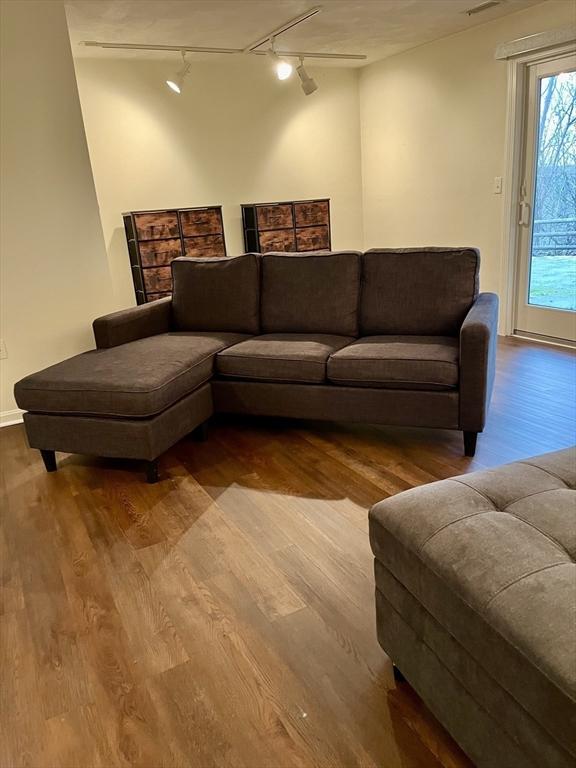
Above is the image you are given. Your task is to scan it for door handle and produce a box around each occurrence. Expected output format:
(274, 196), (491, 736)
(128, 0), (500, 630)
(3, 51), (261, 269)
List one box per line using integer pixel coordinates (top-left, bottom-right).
(519, 201), (531, 226)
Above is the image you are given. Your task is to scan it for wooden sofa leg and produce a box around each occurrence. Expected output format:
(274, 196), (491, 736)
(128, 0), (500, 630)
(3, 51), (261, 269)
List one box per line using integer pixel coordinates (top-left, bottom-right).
(463, 431), (478, 457)
(40, 449), (57, 473)
(144, 459), (159, 484)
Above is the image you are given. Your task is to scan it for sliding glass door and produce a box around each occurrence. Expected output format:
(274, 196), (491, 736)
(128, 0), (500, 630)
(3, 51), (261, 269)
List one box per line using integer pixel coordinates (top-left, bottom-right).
(515, 55), (576, 343)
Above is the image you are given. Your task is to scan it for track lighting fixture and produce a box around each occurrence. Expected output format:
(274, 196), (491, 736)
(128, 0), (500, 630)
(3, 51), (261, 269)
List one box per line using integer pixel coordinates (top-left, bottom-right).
(84, 7), (368, 97)
(166, 50), (191, 94)
(297, 58), (318, 95)
(268, 37), (293, 81)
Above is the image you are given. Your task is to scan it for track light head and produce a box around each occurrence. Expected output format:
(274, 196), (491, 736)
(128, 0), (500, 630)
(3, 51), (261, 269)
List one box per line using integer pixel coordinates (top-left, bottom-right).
(267, 40), (293, 81)
(276, 60), (293, 80)
(297, 58), (318, 95)
(166, 51), (191, 94)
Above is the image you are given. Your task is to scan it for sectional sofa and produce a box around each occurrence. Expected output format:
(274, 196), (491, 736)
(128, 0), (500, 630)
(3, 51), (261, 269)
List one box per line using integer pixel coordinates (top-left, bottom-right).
(14, 248), (499, 482)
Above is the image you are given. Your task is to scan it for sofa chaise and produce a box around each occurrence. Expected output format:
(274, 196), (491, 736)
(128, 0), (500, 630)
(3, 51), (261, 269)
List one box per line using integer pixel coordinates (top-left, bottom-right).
(369, 447), (576, 768)
(14, 248), (499, 482)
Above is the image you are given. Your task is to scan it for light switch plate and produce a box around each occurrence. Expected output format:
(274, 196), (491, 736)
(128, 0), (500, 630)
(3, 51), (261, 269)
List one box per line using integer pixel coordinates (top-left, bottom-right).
(493, 176), (503, 194)
(0, 340), (7, 360)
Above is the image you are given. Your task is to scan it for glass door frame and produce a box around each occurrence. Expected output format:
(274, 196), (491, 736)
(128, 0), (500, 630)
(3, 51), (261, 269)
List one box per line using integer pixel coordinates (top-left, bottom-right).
(498, 39), (576, 345)
(514, 55), (576, 343)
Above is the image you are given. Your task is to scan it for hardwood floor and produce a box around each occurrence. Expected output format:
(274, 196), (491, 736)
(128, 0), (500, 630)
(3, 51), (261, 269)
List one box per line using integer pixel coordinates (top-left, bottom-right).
(1, 337), (574, 768)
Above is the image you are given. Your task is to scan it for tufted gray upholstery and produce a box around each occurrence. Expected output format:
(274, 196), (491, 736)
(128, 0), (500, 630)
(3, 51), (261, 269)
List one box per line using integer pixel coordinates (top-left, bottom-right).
(369, 447), (576, 768)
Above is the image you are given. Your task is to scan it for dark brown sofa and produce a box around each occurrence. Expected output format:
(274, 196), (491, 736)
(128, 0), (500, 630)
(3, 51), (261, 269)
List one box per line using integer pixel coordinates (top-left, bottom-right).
(14, 248), (498, 481)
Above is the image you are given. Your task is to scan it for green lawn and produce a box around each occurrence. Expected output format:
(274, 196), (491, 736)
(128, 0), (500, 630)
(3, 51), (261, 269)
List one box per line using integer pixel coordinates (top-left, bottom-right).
(529, 253), (576, 311)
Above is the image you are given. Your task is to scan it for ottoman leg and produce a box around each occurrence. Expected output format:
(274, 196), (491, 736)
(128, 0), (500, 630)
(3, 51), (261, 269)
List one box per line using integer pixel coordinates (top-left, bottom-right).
(463, 431), (478, 457)
(144, 459), (159, 484)
(40, 449), (57, 473)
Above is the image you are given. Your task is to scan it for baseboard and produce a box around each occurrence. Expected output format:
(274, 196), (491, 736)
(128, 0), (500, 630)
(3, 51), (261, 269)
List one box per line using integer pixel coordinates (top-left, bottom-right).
(512, 330), (576, 350)
(0, 408), (24, 427)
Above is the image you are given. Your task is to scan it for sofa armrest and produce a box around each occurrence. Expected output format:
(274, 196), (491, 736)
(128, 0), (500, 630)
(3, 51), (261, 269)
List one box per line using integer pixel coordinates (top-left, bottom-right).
(93, 297), (172, 349)
(459, 292), (499, 432)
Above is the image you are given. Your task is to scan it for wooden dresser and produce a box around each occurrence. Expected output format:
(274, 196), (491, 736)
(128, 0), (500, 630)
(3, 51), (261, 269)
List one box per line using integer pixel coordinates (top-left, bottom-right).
(242, 198), (331, 253)
(123, 206), (226, 303)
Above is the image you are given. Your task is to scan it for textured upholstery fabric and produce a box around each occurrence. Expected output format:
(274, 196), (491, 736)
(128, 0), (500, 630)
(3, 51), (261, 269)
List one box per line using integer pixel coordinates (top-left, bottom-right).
(15, 332), (248, 418)
(374, 586), (571, 768)
(361, 248), (479, 335)
(171, 254), (260, 334)
(459, 293), (499, 432)
(369, 448), (576, 760)
(23, 384), (213, 461)
(216, 334), (352, 384)
(261, 251), (361, 336)
(375, 563), (574, 768)
(327, 336), (458, 390)
(213, 380), (459, 428)
(93, 297), (172, 349)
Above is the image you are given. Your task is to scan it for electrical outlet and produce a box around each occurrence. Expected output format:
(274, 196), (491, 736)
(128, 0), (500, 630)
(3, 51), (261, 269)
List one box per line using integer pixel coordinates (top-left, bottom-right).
(493, 176), (503, 194)
(0, 340), (7, 360)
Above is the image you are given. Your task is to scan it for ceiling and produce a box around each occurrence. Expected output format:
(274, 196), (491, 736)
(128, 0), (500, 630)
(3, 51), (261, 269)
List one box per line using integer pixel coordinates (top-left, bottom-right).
(66, 0), (546, 66)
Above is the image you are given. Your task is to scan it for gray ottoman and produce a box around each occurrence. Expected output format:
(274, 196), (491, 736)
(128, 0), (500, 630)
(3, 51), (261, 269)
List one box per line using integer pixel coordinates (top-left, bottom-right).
(369, 447), (576, 768)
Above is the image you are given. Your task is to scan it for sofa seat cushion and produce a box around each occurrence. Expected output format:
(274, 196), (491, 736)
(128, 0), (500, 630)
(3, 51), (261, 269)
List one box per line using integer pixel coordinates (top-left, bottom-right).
(327, 336), (459, 390)
(216, 334), (353, 384)
(369, 448), (576, 758)
(15, 332), (250, 418)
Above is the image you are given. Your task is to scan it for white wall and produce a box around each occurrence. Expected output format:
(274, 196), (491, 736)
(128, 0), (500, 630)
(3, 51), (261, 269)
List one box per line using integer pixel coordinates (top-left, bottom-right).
(359, 0), (576, 304)
(74, 57), (364, 308)
(0, 0), (114, 421)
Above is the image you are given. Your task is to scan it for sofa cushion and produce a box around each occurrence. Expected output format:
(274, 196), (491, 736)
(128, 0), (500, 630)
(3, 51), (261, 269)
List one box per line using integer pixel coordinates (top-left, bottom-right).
(361, 248), (479, 335)
(369, 447), (576, 759)
(172, 254), (260, 334)
(14, 332), (249, 418)
(216, 333), (353, 384)
(328, 336), (459, 390)
(261, 251), (361, 336)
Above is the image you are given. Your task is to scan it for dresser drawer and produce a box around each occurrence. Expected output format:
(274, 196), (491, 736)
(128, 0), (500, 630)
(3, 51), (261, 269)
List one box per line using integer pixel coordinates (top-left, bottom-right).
(256, 204), (294, 231)
(143, 266), (172, 293)
(183, 235), (226, 258)
(180, 208), (222, 236)
(146, 291), (172, 303)
(294, 200), (329, 227)
(134, 211), (179, 240)
(139, 238), (182, 267)
(259, 229), (296, 252)
(295, 225), (330, 251)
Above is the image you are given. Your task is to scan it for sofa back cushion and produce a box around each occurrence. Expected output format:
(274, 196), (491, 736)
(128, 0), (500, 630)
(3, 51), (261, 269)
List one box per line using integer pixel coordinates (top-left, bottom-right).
(172, 254), (260, 334)
(261, 251), (361, 336)
(361, 248), (480, 335)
